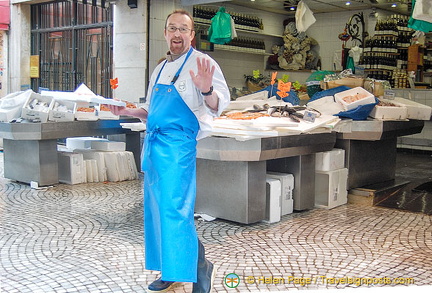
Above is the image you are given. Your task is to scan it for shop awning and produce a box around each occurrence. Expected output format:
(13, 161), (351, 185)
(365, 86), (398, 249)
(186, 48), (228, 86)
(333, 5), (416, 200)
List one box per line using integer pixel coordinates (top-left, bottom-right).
(0, 1), (10, 31)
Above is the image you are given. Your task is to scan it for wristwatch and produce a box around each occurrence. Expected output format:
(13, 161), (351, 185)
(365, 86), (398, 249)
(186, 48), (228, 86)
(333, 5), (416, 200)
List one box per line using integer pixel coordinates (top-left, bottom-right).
(201, 86), (213, 96)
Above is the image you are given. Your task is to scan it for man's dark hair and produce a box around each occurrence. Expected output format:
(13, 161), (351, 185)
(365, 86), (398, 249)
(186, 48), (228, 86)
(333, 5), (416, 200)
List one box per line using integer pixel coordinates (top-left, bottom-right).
(165, 9), (195, 31)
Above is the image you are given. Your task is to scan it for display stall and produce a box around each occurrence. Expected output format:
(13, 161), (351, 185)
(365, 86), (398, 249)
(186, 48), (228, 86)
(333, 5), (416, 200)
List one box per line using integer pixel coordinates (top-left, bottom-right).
(195, 119), (424, 224)
(0, 118), (140, 186)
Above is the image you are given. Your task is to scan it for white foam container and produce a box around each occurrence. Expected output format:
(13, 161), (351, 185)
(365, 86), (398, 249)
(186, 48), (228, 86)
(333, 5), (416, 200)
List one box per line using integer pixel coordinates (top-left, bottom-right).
(315, 148), (345, 172)
(75, 102), (98, 121)
(91, 141), (126, 151)
(369, 99), (408, 120)
(58, 152), (86, 184)
(21, 92), (53, 122)
(315, 168), (348, 209)
(393, 97), (432, 120)
(266, 172), (294, 215)
(49, 99), (76, 122)
(263, 177), (281, 223)
(66, 137), (109, 150)
(334, 87), (376, 111)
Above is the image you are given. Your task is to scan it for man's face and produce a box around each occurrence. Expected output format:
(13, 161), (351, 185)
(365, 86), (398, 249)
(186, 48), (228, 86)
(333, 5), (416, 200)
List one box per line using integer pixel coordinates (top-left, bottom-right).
(164, 13), (195, 55)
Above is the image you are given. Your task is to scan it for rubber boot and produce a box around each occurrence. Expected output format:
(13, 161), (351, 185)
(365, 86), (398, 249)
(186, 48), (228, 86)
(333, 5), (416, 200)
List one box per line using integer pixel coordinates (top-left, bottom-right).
(192, 240), (215, 293)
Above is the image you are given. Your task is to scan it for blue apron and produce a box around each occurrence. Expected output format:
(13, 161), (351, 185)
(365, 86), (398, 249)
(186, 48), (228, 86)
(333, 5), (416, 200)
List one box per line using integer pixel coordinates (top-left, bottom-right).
(143, 47), (199, 282)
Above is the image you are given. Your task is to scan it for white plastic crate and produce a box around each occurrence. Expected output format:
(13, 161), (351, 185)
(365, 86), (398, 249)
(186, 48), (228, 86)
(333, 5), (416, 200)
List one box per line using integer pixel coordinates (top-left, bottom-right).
(266, 172), (294, 215)
(263, 177), (281, 223)
(315, 148), (345, 172)
(315, 168), (348, 209)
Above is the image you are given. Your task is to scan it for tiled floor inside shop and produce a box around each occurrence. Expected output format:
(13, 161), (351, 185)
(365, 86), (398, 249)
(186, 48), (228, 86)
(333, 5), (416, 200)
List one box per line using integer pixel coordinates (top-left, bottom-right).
(1, 150), (431, 293)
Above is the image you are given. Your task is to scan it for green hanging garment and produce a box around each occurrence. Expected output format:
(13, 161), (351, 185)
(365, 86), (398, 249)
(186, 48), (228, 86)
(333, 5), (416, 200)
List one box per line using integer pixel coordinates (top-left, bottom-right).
(208, 7), (233, 44)
(408, 0), (432, 32)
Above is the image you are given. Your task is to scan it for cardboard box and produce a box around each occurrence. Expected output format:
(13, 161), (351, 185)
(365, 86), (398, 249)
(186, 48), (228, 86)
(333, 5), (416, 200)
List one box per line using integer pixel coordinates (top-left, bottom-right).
(334, 87), (376, 111)
(369, 99), (408, 120)
(321, 78), (384, 97)
(315, 148), (345, 172)
(264, 177), (281, 223)
(49, 99), (76, 122)
(21, 92), (53, 122)
(315, 168), (348, 209)
(267, 172), (294, 215)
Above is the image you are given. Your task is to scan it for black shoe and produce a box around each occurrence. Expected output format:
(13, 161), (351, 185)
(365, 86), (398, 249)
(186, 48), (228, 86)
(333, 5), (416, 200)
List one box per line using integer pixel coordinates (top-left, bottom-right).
(192, 241), (216, 293)
(148, 278), (178, 292)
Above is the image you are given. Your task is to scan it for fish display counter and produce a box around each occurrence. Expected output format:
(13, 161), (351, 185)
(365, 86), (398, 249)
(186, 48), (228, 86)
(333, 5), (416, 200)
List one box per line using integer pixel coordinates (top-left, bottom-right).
(195, 119), (424, 224)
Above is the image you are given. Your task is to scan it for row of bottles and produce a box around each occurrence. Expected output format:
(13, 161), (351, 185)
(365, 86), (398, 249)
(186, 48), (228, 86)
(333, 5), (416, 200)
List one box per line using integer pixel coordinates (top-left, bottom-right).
(193, 5), (263, 29)
(374, 18), (398, 36)
(397, 31), (413, 48)
(362, 53), (397, 70)
(227, 37), (265, 50)
(364, 36), (398, 53)
(366, 69), (409, 89)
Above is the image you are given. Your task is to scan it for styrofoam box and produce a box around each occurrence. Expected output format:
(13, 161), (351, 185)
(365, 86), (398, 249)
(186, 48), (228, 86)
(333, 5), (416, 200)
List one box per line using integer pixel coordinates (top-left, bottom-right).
(58, 152), (86, 185)
(393, 97), (432, 120)
(266, 172), (294, 215)
(75, 102), (98, 121)
(369, 99), (408, 120)
(334, 87), (376, 111)
(66, 137), (109, 150)
(263, 177), (281, 224)
(21, 92), (53, 122)
(49, 99), (76, 122)
(97, 104), (119, 120)
(315, 148), (345, 172)
(91, 141), (126, 151)
(315, 168), (348, 209)
(74, 149), (107, 182)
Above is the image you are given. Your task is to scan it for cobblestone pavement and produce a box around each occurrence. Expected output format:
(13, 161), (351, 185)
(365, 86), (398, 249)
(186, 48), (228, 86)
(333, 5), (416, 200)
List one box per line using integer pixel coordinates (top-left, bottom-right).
(1, 152), (432, 293)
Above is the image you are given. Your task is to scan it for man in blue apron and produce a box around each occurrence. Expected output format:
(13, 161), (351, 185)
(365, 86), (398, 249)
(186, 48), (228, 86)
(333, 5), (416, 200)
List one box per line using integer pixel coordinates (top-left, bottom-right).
(108, 9), (230, 293)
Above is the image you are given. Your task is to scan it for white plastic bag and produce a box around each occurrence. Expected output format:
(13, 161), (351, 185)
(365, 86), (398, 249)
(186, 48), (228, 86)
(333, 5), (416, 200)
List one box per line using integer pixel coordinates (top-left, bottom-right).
(295, 0), (316, 32)
(0, 90), (32, 122)
(412, 0), (432, 23)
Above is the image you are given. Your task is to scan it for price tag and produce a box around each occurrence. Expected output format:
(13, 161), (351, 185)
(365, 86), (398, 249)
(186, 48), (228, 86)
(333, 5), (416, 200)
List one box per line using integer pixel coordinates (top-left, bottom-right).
(384, 90), (395, 100)
(303, 110), (317, 123)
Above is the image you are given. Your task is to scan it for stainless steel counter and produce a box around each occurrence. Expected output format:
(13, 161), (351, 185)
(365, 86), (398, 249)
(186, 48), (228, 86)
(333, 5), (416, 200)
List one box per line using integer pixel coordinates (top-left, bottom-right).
(0, 118), (141, 186)
(195, 132), (337, 224)
(195, 119), (425, 224)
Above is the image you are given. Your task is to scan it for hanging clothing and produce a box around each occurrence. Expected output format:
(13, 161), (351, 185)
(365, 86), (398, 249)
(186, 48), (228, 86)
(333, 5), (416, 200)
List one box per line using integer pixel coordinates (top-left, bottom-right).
(143, 48), (200, 282)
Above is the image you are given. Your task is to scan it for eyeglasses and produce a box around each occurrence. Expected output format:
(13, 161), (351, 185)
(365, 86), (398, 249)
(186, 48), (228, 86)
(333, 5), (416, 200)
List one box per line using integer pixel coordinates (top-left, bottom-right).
(166, 26), (192, 34)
